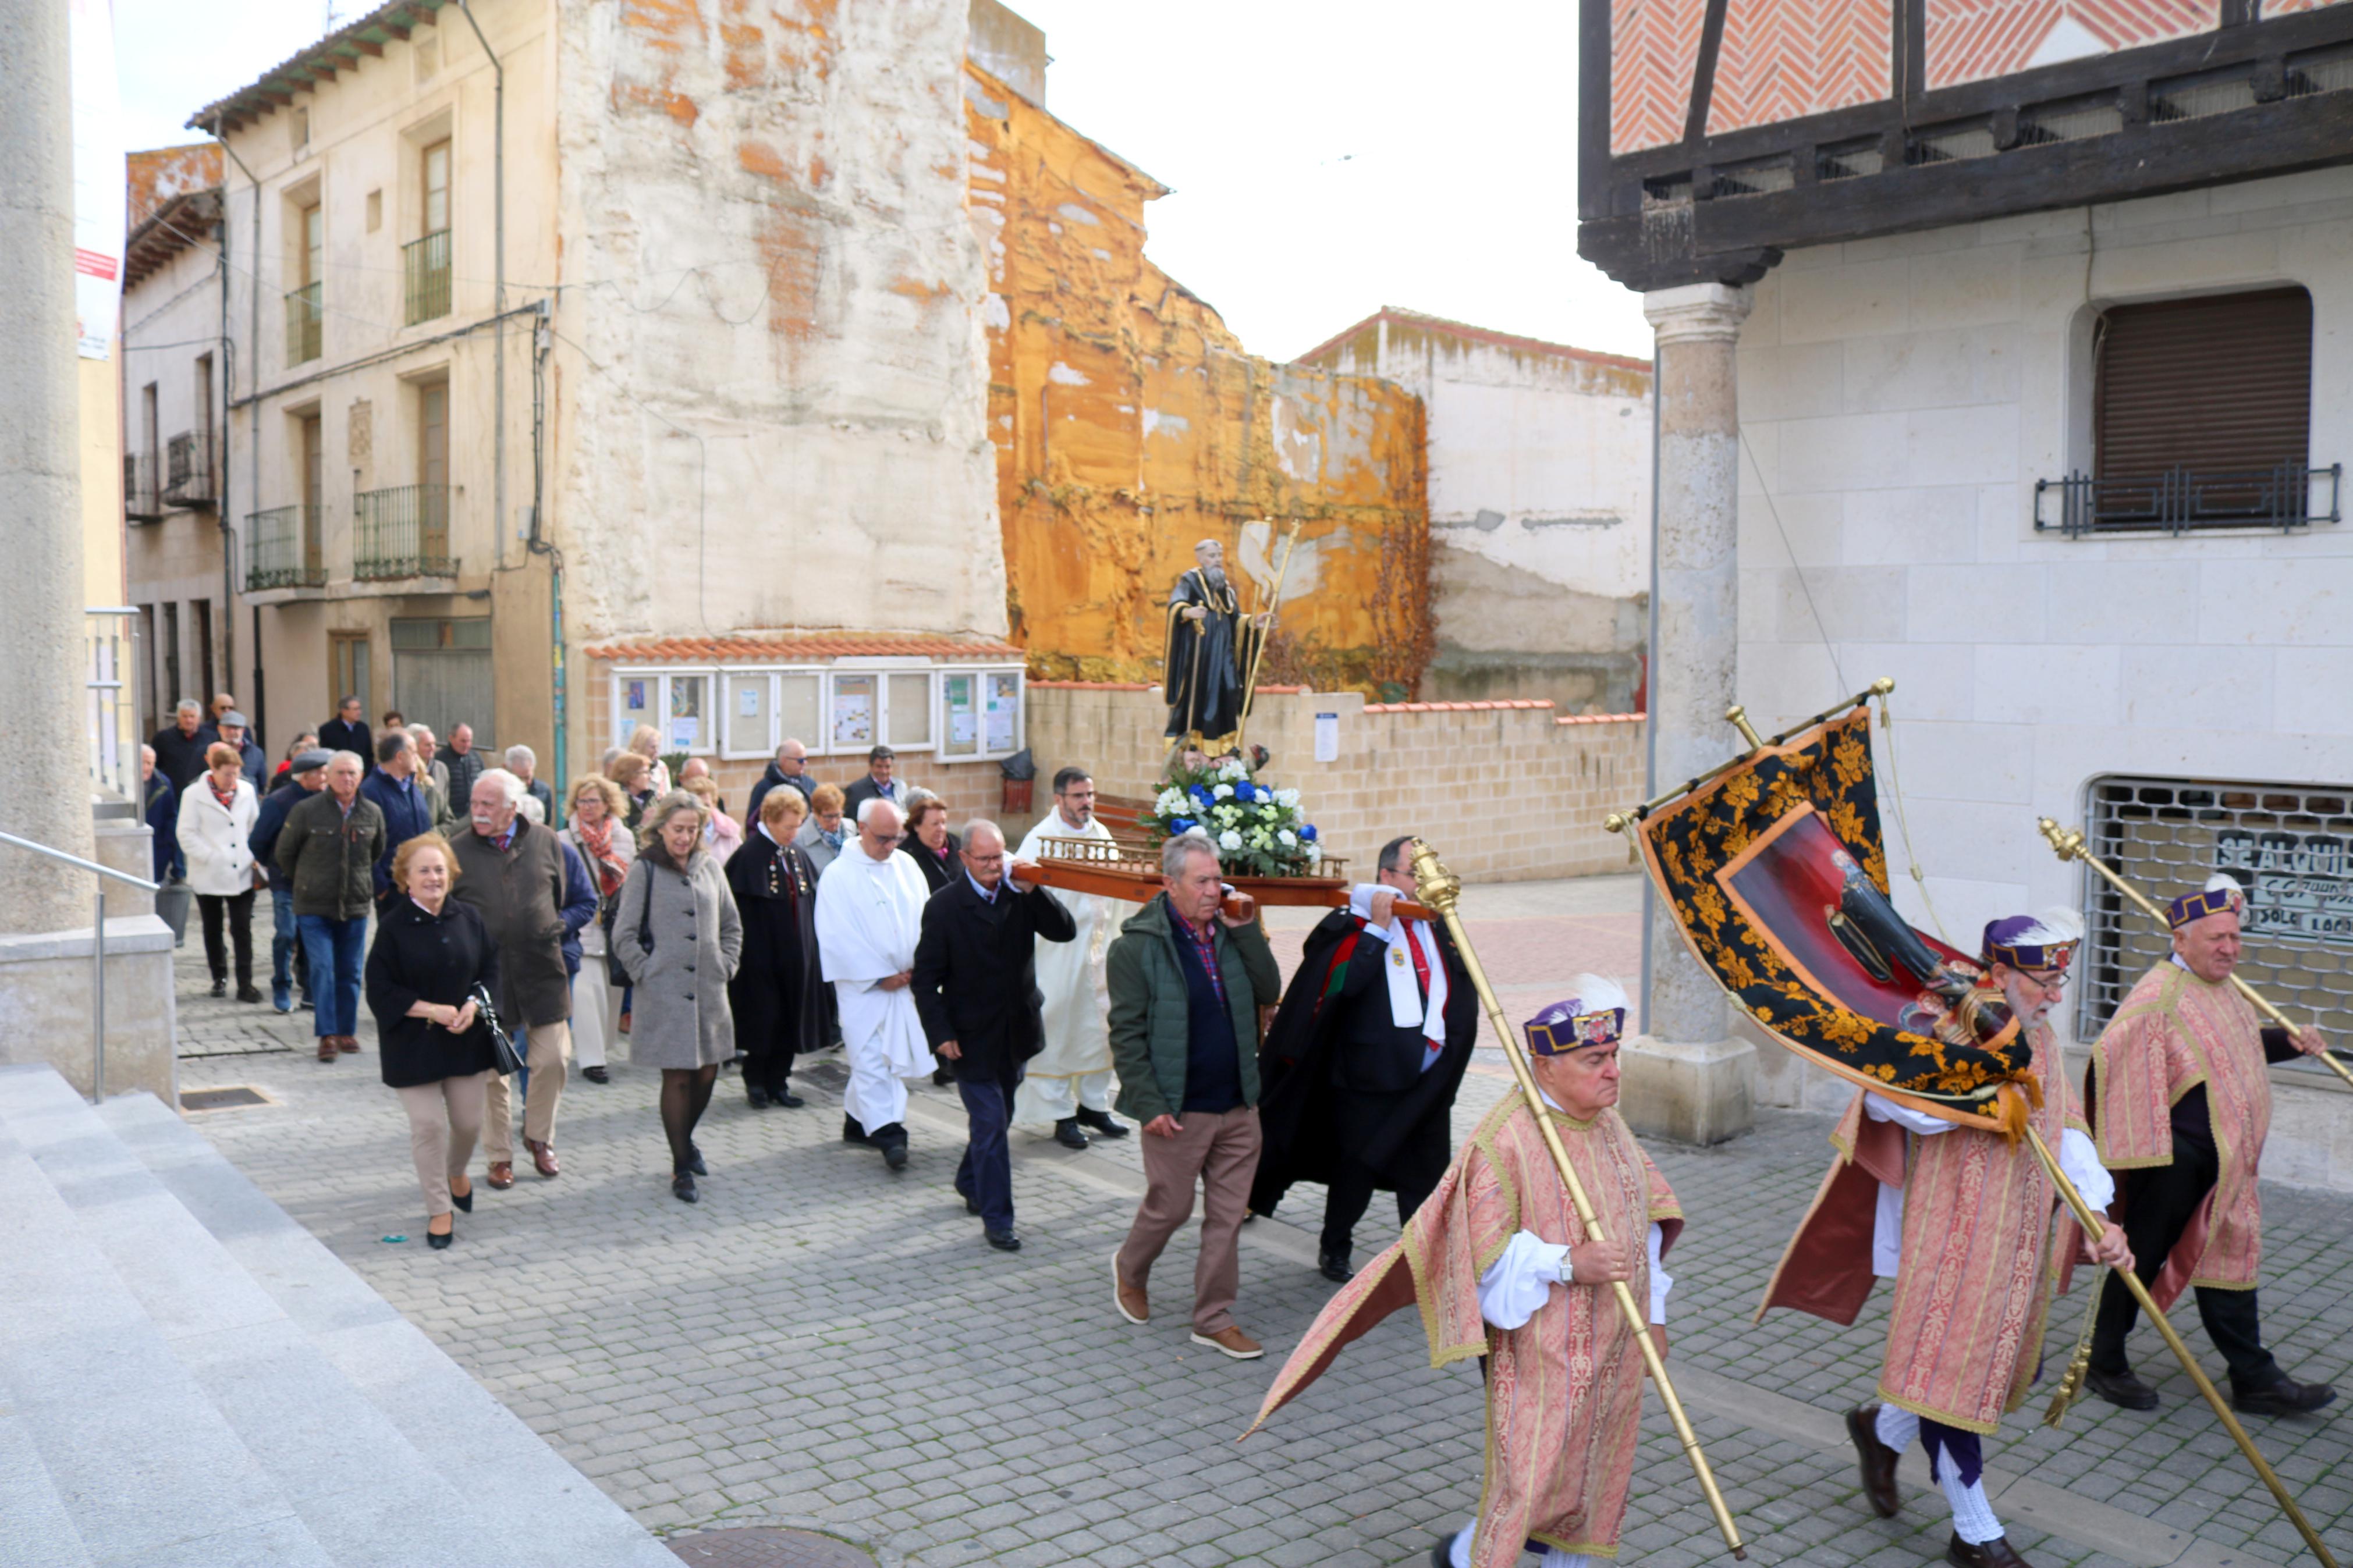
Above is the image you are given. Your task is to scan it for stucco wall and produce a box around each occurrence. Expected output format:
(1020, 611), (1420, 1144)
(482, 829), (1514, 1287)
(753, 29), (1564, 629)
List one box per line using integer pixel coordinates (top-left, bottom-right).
(1734, 165), (2353, 1050)
(967, 69), (1431, 696)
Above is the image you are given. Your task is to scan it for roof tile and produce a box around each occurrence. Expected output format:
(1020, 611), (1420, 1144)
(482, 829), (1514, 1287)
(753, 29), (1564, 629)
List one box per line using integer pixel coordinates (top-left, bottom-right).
(584, 631), (1025, 664)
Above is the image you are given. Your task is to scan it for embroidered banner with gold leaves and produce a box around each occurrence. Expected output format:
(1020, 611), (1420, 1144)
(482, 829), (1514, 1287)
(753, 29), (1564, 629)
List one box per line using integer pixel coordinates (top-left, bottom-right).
(1632, 703), (2026, 1122)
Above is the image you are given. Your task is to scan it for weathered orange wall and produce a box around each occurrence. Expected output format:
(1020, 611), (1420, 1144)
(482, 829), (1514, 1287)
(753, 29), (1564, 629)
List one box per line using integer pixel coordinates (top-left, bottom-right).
(965, 64), (1431, 695)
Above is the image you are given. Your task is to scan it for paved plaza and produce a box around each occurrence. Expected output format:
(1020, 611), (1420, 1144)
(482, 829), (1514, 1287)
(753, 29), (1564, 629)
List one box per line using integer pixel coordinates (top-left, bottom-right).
(165, 878), (2352, 1567)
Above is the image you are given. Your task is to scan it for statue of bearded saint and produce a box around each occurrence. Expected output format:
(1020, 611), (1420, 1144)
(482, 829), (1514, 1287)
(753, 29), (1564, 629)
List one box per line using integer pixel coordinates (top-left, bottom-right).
(1162, 538), (1269, 742)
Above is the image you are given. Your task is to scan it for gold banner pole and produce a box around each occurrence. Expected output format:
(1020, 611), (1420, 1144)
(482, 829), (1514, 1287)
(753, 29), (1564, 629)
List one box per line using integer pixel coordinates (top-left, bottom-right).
(1408, 839), (1747, 1561)
(2020, 1121), (2337, 1568)
(2036, 818), (2353, 1090)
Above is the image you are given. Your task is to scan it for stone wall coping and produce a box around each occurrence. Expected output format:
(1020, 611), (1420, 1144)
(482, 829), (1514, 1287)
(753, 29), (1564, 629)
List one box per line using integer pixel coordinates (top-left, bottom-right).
(0, 914), (175, 963)
(1364, 698), (1556, 713)
(1555, 711), (1648, 726)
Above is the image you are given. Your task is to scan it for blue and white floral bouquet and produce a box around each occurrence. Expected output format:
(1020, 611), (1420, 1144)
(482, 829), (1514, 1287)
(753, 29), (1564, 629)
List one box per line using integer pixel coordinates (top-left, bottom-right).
(1144, 755), (1322, 877)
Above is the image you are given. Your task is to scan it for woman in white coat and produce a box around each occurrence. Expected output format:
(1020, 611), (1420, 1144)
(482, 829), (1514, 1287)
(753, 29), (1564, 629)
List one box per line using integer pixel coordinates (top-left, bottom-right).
(177, 741), (261, 1001)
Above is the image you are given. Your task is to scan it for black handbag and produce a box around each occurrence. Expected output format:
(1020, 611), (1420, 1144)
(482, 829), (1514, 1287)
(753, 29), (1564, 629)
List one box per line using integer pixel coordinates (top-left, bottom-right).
(471, 982), (526, 1077)
(604, 873), (653, 989)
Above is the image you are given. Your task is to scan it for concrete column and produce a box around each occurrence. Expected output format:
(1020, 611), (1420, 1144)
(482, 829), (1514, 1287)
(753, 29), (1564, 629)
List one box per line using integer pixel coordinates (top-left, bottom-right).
(1621, 282), (1753, 1145)
(0, 0), (100, 934)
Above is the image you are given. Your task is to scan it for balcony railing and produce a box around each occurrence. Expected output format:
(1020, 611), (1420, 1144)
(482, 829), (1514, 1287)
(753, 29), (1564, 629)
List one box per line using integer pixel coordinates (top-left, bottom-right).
(354, 483), (452, 579)
(245, 504), (326, 591)
(404, 229), (451, 325)
(124, 453), (163, 522)
(285, 281), (322, 366)
(2033, 464), (2343, 538)
(164, 430), (214, 507)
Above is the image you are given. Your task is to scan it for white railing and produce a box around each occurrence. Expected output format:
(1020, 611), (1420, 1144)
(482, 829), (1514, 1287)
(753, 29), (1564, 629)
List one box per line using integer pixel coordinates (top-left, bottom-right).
(0, 830), (158, 1103)
(87, 608), (140, 803)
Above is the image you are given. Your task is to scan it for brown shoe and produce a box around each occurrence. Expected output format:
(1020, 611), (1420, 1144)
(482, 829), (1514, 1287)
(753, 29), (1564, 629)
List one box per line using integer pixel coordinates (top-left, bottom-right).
(1189, 1326), (1264, 1360)
(526, 1138), (559, 1179)
(1947, 1534), (2034, 1568)
(485, 1161), (516, 1189)
(337, 1035), (359, 1054)
(1847, 1405), (1903, 1518)
(1112, 1253), (1148, 1324)
(317, 1037), (337, 1062)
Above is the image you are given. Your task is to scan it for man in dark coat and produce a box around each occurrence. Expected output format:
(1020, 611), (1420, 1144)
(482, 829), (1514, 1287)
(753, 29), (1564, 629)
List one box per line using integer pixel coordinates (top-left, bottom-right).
(151, 699), (213, 795)
(1250, 835), (1479, 1283)
(318, 695), (373, 776)
(141, 744), (179, 881)
(276, 752), (385, 1061)
(842, 745), (917, 819)
(744, 738), (815, 827)
(361, 730), (436, 905)
(250, 746), (331, 1012)
(911, 819), (1077, 1252)
(726, 791), (824, 1110)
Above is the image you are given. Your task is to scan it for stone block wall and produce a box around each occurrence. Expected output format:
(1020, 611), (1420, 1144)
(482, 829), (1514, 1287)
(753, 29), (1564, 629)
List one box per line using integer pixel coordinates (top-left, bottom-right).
(1025, 681), (1645, 883)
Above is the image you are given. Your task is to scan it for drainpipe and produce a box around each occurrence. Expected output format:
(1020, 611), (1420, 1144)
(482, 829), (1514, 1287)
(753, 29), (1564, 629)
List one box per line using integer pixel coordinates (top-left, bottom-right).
(213, 118), (263, 734)
(454, 0), (504, 578)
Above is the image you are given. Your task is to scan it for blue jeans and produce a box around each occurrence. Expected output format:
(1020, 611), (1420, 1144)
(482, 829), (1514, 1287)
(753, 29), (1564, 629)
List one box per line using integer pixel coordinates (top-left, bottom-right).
(954, 1072), (1018, 1231)
(297, 914), (365, 1039)
(269, 886), (304, 1007)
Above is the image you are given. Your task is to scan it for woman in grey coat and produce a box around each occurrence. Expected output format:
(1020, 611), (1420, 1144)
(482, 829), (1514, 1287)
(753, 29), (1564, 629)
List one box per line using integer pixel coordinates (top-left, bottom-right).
(612, 791), (744, 1203)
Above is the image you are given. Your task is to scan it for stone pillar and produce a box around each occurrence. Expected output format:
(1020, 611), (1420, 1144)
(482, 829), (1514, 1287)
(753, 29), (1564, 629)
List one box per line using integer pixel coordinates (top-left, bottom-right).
(1620, 282), (1754, 1146)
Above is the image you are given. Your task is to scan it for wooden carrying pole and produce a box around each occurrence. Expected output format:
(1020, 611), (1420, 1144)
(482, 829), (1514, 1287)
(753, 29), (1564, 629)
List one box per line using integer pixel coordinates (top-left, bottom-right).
(2020, 1121), (2337, 1568)
(1407, 839), (1748, 1561)
(2036, 818), (2353, 1091)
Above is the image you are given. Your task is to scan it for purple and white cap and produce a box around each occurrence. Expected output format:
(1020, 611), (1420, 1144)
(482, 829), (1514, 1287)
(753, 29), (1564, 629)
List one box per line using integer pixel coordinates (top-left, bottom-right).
(1981, 906), (2084, 973)
(1524, 976), (1630, 1057)
(2169, 873), (2246, 931)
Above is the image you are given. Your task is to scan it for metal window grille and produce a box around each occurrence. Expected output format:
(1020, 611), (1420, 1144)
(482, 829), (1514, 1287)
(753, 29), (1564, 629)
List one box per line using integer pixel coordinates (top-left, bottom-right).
(244, 505), (326, 591)
(285, 282), (322, 366)
(123, 453), (162, 522)
(2076, 774), (2353, 1048)
(404, 229), (452, 325)
(164, 431), (214, 505)
(354, 484), (452, 579)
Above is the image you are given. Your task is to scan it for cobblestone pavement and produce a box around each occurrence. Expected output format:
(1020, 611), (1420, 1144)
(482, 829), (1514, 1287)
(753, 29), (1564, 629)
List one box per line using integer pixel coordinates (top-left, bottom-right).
(166, 885), (2351, 1566)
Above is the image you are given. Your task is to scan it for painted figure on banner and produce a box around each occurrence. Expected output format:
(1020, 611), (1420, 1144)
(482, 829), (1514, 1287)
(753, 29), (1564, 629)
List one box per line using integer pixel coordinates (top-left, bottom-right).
(1762, 909), (2132, 1568)
(1163, 538), (1268, 742)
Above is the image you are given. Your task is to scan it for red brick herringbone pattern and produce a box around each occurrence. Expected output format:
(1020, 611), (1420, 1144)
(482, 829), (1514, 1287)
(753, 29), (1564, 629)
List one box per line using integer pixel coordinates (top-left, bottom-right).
(1612, 0), (1709, 152)
(1706, 0), (1893, 135)
(1924, 0), (2216, 87)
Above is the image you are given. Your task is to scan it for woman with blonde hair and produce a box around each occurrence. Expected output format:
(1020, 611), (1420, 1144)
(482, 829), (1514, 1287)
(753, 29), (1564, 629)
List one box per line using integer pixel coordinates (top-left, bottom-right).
(626, 724), (673, 798)
(726, 786), (821, 1110)
(683, 774), (742, 864)
(365, 833), (498, 1249)
(612, 790), (743, 1201)
(794, 781), (850, 874)
(559, 773), (634, 1085)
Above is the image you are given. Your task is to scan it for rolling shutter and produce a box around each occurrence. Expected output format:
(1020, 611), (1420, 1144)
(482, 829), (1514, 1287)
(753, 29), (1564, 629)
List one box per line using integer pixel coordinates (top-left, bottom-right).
(2095, 287), (2312, 482)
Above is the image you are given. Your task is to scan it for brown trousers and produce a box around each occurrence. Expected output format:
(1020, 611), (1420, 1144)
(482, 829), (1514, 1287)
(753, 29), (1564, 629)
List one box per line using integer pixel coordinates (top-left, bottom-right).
(395, 1072), (489, 1218)
(1116, 1105), (1262, 1334)
(483, 1018), (573, 1161)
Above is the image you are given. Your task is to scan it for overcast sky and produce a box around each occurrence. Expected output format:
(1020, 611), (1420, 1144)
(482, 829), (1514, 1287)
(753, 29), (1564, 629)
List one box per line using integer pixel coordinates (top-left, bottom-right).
(114, 0), (1653, 362)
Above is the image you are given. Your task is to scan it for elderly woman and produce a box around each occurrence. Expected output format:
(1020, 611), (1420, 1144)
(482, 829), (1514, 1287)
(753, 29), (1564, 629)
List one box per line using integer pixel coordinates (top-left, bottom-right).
(626, 723), (674, 798)
(725, 786), (822, 1111)
(898, 791), (961, 895)
(608, 751), (657, 830)
(684, 775), (743, 865)
(559, 773), (634, 1085)
(364, 834), (498, 1250)
(612, 790), (744, 1203)
(178, 740), (262, 1001)
(794, 781), (850, 874)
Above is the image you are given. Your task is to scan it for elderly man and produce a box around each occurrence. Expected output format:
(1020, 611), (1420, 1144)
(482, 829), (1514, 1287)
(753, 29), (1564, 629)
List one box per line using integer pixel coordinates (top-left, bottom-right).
(747, 738), (814, 826)
(250, 746), (331, 1012)
(1012, 767), (1128, 1149)
(815, 797), (935, 1171)
(913, 819), (1077, 1251)
(505, 743), (555, 824)
(407, 724), (453, 827)
(210, 710), (267, 792)
(453, 767), (590, 1185)
(151, 698), (212, 794)
(1253, 835), (1481, 1282)
(275, 752), (384, 1061)
(362, 730), (436, 903)
(842, 745), (916, 819)
(2084, 873), (2336, 1416)
(444, 721), (487, 804)
(318, 696), (372, 775)
(140, 744), (177, 882)
(1108, 831), (1281, 1359)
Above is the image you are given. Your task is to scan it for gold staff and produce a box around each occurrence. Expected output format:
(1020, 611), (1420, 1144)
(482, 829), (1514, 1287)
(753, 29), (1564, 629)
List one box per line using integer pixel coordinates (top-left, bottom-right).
(2019, 1119), (2337, 1568)
(2036, 817), (2353, 1090)
(1408, 839), (1748, 1562)
(1234, 520), (1300, 756)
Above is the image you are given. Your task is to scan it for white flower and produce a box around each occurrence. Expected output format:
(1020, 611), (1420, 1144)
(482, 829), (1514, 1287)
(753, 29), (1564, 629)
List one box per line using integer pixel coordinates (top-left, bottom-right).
(1220, 759), (1248, 781)
(1275, 788), (1301, 809)
(1212, 783), (1234, 800)
(1277, 829), (1297, 847)
(1305, 841), (1323, 863)
(1218, 829), (1243, 851)
(1155, 788), (1186, 816)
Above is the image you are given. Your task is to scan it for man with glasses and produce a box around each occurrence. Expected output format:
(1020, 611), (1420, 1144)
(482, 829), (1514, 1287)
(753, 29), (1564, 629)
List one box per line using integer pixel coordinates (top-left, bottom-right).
(815, 797), (935, 1171)
(1769, 909), (2132, 1568)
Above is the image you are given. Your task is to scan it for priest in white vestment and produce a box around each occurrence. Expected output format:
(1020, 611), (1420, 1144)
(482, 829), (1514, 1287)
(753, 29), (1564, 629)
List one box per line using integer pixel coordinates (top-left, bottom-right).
(1011, 769), (1130, 1149)
(815, 797), (935, 1170)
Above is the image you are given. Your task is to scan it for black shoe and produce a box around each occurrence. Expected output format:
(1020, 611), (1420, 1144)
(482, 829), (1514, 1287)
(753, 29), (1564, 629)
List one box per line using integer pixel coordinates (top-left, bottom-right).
(235, 984), (263, 1004)
(1318, 1249), (1353, 1283)
(964, 1196), (982, 1216)
(1946, 1533), (2034, 1568)
(672, 1172), (698, 1204)
(1054, 1118), (1090, 1150)
(583, 1065), (609, 1084)
(1076, 1107), (1128, 1139)
(209, 978), (227, 998)
(880, 1137), (910, 1172)
(1429, 1537), (1456, 1568)
(772, 1090), (805, 1108)
(842, 1116), (869, 1144)
(985, 1228), (1022, 1251)
(2084, 1366), (2160, 1411)
(686, 1143), (708, 1177)
(426, 1225), (453, 1250)
(2234, 1377), (2337, 1416)
(746, 1085), (770, 1110)
(450, 1184), (474, 1214)
(1846, 1405), (1902, 1519)
(933, 1065), (955, 1087)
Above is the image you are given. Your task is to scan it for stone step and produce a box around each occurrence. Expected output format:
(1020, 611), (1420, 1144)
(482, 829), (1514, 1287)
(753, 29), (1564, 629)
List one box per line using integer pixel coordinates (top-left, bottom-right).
(0, 1359), (99, 1568)
(100, 1089), (680, 1568)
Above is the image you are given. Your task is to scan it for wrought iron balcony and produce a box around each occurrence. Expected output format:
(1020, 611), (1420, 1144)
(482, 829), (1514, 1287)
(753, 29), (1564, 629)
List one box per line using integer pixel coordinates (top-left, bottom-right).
(245, 504), (326, 591)
(354, 483), (453, 580)
(285, 281), (322, 367)
(124, 453), (163, 523)
(2033, 464), (2342, 538)
(164, 431), (214, 507)
(404, 229), (451, 325)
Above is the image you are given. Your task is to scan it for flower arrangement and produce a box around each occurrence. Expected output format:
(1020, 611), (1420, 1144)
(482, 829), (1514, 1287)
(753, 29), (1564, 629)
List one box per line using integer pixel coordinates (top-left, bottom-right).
(1143, 755), (1322, 877)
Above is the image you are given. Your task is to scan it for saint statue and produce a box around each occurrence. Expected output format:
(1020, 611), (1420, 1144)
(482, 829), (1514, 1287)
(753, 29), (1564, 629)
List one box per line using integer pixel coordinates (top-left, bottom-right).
(1162, 538), (1267, 741)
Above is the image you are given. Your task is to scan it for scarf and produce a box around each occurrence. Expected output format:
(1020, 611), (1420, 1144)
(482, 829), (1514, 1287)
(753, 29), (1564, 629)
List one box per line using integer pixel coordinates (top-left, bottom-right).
(575, 815), (627, 898)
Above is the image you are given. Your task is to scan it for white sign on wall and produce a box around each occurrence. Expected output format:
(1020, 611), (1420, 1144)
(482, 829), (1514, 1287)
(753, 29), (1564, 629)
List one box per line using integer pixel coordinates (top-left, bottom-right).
(69, 0), (123, 361)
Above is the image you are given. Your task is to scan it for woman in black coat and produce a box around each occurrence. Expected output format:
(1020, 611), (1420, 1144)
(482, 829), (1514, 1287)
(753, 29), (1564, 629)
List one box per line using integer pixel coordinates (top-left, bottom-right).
(899, 792), (961, 895)
(365, 832), (499, 1250)
(725, 787), (824, 1111)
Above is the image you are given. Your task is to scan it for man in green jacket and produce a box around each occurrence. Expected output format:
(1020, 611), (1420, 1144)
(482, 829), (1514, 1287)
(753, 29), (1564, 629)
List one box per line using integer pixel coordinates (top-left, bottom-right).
(275, 752), (386, 1062)
(1108, 830), (1282, 1360)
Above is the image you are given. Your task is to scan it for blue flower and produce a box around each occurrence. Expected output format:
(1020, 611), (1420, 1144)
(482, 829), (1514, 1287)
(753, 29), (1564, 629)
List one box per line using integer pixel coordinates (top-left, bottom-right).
(1239, 783), (1262, 803)
(1189, 785), (1213, 806)
(1170, 816), (1197, 834)
(1299, 824), (1318, 842)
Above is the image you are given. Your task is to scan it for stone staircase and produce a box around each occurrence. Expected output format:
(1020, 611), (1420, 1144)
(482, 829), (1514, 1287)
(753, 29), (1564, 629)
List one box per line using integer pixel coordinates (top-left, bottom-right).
(0, 1064), (679, 1568)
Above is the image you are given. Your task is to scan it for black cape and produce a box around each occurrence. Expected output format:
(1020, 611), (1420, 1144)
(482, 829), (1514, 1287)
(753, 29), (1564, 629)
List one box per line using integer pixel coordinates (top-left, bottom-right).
(1248, 908), (1479, 1218)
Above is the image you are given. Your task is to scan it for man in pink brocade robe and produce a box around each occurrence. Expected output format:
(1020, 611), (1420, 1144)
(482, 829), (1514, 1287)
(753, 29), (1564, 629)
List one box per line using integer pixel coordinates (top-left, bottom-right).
(2083, 874), (2334, 1417)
